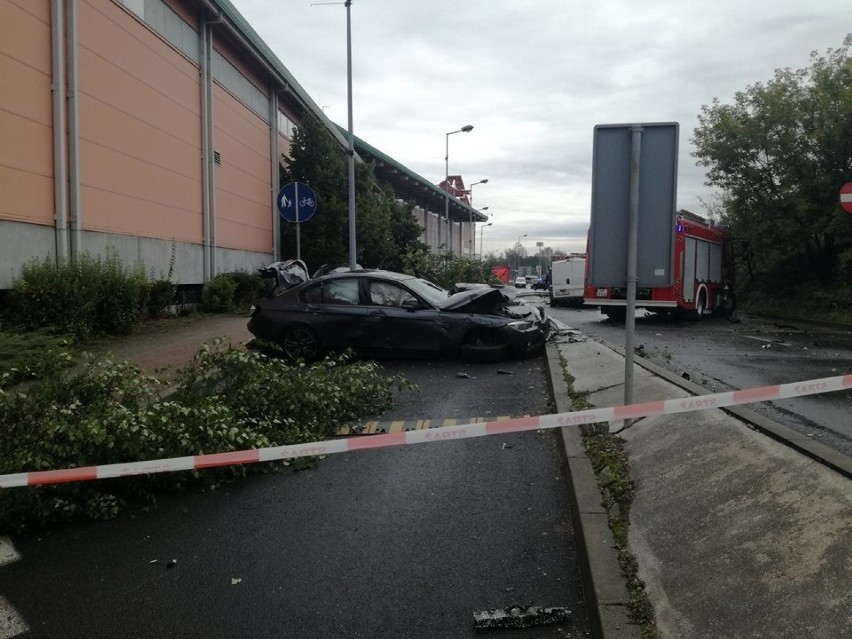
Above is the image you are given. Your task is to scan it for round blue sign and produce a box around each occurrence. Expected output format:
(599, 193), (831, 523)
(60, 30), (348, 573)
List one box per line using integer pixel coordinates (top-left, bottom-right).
(277, 182), (317, 223)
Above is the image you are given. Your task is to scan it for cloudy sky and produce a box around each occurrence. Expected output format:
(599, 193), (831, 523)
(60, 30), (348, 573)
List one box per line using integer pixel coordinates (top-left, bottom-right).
(230, 0), (848, 256)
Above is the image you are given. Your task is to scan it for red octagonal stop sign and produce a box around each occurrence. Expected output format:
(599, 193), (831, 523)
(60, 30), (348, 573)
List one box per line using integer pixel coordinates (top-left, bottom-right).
(841, 182), (852, 213)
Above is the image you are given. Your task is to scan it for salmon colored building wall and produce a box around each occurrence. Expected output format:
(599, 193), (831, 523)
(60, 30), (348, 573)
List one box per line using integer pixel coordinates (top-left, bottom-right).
(0, 0), (312, 288)
(0, 1), (54, 227)
(2, 0), (436, 290)
(211, 82), (272, 254)
(78, 0), (203, 243)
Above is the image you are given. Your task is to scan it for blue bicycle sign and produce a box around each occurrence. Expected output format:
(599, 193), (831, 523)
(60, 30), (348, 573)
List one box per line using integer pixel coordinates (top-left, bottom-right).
(277, 182), (317, 223)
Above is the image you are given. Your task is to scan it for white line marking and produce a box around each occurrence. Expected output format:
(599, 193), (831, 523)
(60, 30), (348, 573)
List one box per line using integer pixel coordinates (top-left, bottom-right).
(0, 537), (19, 567)
(742, 335), (792, 347)
(0, 596), (28, 638)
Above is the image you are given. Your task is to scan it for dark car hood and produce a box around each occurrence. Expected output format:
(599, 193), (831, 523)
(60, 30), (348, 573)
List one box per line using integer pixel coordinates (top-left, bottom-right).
(439, 288), (505, 313)
(439, 288), (543, 324)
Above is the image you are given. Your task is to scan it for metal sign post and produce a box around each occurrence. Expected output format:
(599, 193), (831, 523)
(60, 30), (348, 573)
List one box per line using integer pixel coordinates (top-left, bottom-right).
(277, 181), (318, 261)
(624, 126), (642, 408)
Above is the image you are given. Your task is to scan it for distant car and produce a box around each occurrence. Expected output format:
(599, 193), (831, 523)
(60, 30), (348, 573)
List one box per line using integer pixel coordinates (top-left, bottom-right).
(514, 276), (527, 288)
(248, 270), (550, 363)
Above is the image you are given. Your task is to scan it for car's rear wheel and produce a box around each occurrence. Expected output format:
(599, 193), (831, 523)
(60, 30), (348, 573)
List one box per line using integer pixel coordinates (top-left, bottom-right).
(281, 325), (322, 362)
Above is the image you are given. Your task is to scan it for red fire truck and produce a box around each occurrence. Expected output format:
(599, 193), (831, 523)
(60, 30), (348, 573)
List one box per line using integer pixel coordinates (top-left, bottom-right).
(584, 210), (736, 320)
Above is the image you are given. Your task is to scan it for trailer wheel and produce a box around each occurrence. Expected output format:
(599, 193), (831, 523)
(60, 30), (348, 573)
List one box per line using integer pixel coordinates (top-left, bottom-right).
(603, 308), (626, 322)
(714, 290), (737, 317)
(695, 289), (707, 319)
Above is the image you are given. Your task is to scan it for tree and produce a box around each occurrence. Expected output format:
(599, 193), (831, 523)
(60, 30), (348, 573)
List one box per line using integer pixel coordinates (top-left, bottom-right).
(281, 116), (425, 271)
(692, 35), (852, 294)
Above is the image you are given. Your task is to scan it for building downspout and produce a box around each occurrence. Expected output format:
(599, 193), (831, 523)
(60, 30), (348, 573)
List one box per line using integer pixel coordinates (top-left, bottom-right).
(66, 0), (82, 257)
(50, 0), (69, 261)
(199, 16), (215, 281)
(270, 91), (280, 261)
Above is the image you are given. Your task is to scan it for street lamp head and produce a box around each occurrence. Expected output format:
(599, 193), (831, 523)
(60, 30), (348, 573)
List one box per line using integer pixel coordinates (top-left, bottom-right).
(461, 124), (474, 133)
(480, 178), (488, 184)
(480, 206), (489, 211)
(486, 222), (492, 227)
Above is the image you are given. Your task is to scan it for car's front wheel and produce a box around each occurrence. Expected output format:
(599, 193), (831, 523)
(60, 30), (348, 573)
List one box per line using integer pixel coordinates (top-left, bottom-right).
(281, 325), (322, 362)
(461, 331), (510, 364)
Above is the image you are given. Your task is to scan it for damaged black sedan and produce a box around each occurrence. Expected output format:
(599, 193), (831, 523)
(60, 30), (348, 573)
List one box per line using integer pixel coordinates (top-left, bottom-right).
(248, 270), (550, 363)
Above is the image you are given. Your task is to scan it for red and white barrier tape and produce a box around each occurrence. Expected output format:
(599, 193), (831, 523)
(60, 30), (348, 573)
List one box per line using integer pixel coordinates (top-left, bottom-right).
(2, 374), (850, 489)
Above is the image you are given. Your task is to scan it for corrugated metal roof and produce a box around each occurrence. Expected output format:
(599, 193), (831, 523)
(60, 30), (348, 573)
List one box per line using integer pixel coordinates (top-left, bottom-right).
(339, 126), (488, 223)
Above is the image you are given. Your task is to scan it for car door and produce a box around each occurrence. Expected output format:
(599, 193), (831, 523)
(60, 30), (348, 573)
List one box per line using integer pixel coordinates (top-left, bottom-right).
(362, 279), (442, 355)
(300, 277), (371, 351)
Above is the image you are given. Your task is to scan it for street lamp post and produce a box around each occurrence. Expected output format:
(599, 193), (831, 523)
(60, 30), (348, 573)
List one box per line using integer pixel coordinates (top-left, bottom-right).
(444, 124), (473, 254)
(345, 0), (356, 270)
(536, 241), (544, 279)
(516, 233), (528, 276)
(317, 0), (356, 266)
(479, 222), (492, 260)
(467, 178), (488, 258)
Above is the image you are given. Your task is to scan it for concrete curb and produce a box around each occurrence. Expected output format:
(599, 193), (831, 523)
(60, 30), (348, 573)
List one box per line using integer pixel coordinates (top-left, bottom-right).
(544, 343), (642, 639)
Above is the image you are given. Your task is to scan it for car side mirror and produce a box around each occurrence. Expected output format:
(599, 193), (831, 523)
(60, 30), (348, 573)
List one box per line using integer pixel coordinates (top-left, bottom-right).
(401, 298), (420, 311)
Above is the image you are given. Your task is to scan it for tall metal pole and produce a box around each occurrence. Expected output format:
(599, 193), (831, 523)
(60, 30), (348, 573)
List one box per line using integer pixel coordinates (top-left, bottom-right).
(479, 222), (491, 260)
(624, 125), (643, 412)
(346, 0), (357, 270)
(443, 132), (449, 253)
(443, 125), (473, 255)
(468, 179), (487, 258)
(295, 182), (301, 260)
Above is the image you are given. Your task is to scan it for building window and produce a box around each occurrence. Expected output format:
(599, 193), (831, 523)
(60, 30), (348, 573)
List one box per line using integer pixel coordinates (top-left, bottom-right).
(122, 0), (144, 18)
(211, 49), (270, 123)
(278, 111), (296, 139)
(120, 0), (199, 63)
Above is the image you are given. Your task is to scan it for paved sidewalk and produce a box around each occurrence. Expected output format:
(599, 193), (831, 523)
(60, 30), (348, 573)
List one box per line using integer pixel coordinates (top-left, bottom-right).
(549, 327), (852, 639)
(84, 314), (253, 381)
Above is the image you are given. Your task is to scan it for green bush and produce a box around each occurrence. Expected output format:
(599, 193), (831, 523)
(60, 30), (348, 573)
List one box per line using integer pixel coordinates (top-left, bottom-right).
(96, 251), (148, 333)
(146, 279), (177, 318)
(201, 274), (239, 312)
(0, 331), (74, 388)
(173, 341), (416, 441)
(5, 250), (148, 339)
(221, 270), (265, 309)
(0, 340), (416, 532)
(400, 248), (499, 289)
(199, 272), (264, 313)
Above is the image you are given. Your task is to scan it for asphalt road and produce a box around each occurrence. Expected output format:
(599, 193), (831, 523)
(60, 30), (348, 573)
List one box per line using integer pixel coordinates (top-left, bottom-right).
(1, 352), (591, 638)
(548, 303), (852, 457)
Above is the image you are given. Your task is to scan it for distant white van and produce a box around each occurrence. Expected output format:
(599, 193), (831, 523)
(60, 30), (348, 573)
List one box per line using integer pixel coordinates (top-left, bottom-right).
(549, 255), (586, 307)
